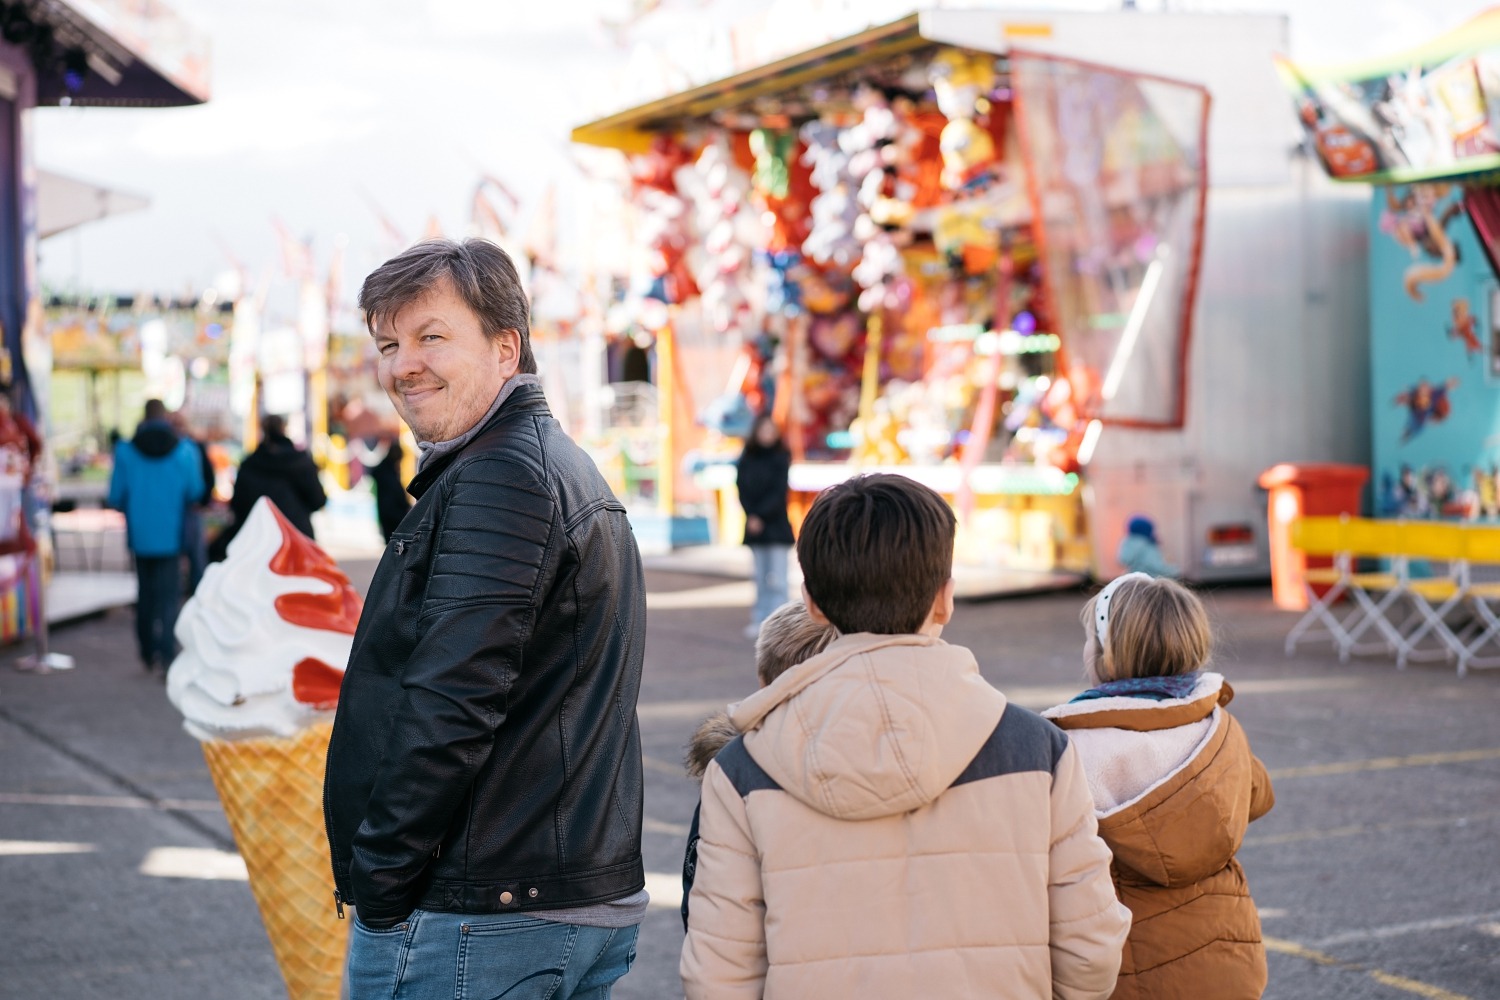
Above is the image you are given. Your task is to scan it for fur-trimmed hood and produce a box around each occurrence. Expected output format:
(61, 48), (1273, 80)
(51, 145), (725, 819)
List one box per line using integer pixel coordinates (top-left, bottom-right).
(1043, 672), (1272, 887)
(684, 711), (739, 781)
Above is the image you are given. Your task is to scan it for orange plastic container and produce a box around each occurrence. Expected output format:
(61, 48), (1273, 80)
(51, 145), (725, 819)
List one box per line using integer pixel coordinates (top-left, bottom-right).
(1257, 463), (1369, 610)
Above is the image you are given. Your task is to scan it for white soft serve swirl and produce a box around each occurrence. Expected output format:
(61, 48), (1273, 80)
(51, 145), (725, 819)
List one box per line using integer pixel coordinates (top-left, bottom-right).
(167, 498), (354, 741)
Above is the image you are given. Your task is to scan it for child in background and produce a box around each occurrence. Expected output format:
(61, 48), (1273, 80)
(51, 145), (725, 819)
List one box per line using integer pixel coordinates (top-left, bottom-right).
(1117, 515), (1178, 578)
(680, 600), (838, 929)
(1043, 573), (1275, 1000)
(681, 473), (1129, 999)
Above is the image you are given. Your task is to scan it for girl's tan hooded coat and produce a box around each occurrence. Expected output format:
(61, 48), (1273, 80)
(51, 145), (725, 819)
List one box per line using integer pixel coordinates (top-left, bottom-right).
(680, 632), (1132, 999)
(1043, 673), (1274, 1000)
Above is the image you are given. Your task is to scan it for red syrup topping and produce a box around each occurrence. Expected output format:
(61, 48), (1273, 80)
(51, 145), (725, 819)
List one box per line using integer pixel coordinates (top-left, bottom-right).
(264, 500), (363, 635)
(292, 657), (344, 709)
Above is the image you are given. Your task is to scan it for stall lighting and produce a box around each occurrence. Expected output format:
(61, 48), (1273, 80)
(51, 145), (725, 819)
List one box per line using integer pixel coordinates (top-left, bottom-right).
(975, 331), (1060, 356)
(931, 323), (1059, 356)
(928, 323), (985, 342)
(1101, 252), (1166, 402)
(1077, 418), (1104, 466)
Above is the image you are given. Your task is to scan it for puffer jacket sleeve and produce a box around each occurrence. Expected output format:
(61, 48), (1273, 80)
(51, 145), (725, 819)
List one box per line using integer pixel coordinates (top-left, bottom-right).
(348, 458), (558, 924)
(681, 758), (768, 999)
(1248, 751), (1275, 822)
(1047, 739), (1132, 1000)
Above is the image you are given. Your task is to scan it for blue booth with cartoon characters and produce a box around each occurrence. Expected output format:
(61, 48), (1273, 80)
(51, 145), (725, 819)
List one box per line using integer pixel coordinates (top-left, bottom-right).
(1371, 182), (1500, 521)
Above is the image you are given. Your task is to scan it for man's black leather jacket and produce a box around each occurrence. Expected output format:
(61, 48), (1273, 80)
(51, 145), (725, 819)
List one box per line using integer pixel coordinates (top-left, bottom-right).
(323, 383), (646, 925)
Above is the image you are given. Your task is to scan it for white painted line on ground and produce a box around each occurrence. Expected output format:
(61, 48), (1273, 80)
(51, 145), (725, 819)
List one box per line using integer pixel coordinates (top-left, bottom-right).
(1269, 747), (1500, 780)
(646, 583), (754, 611)
(1309, 910), (1500, 949)
(1265, 937), (1472, 1000)
(0, 791), (222, 812)
(1256, 907), (1288, 919)
(642, 754), (684, 777)
(1477, 923), (1500, 938)
(645, 871), (684, 910)
(638, 699), (731, 723)
(644, 817), (690, 837)
(138, 846), (248, 881)
(0, 839), (95, 856)
(1244, 810), (1500, 848)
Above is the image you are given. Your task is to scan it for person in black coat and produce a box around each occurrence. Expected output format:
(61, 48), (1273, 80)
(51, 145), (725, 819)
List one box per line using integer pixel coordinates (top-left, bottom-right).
(211, 414), (327, 559)
(737, 414), (794, 639)
(355, 430), (412, 542)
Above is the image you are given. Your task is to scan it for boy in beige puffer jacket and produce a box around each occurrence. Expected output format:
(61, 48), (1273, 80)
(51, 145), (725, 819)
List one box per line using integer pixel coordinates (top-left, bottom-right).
(681, 473), (1131, 999)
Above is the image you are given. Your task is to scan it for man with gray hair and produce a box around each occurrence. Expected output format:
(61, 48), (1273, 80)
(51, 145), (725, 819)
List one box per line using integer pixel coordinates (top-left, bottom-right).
(324, 238), (647, 998)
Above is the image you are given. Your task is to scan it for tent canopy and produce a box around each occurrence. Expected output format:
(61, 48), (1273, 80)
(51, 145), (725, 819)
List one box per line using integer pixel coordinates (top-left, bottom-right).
(37, 169), (149, 240)
(572, 13), (929, 152)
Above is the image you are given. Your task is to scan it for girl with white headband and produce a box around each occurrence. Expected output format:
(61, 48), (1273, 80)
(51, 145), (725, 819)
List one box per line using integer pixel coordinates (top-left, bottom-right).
(1043, 573), (1275, 1000)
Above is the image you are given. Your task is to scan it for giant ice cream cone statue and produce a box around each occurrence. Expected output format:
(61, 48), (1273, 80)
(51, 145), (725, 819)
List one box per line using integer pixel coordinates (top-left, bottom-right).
(168, 497), (361, 1000)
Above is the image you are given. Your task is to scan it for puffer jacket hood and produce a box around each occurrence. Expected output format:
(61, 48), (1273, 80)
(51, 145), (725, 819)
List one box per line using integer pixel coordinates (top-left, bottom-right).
(730, 632), (1006, 821)
(1044, 673), (1263, 887)
(131, 419), (180, 458)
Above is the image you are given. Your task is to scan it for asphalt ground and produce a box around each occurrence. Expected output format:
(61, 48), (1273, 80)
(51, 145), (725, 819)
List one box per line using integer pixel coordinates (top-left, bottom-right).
(1, 565), (1497, 999)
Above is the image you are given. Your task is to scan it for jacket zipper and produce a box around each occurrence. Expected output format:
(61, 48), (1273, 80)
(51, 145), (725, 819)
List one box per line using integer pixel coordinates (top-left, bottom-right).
(324, 725), (347, 918)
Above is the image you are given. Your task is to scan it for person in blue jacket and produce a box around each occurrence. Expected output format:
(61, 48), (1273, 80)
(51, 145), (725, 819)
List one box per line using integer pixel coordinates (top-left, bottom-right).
(108, 399), (205, 673)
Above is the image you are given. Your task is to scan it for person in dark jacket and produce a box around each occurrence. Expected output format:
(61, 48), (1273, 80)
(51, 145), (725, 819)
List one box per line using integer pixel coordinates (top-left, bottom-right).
(325, 238), (646, 999)
(737, 413), (794, 638)
(108, 399), (206, 672)
(352, 429), (411, 541)
(214, 414), (326, 557)
(170, 412), (216, 594)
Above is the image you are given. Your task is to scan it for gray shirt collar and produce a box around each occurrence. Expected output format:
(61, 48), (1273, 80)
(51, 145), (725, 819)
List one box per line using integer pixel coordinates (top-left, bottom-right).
(415, 373), (542, 472)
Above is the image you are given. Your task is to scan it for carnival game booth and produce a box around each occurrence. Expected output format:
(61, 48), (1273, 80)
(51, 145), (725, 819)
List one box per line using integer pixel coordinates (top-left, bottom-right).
(573, 8), (1370, 586)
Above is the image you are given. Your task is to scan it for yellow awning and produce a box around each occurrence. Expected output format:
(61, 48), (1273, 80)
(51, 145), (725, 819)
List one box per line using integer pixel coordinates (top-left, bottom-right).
(571, 13), (930, 152)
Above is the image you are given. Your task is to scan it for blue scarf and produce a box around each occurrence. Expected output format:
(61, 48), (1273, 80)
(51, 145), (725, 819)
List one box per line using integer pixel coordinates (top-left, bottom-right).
(1069, 673), (1201, 704)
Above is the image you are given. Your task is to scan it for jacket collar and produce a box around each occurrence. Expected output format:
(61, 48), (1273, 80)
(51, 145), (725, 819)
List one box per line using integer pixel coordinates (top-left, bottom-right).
(407, 381), (550, 499)
(1043, 672), (1231, 733)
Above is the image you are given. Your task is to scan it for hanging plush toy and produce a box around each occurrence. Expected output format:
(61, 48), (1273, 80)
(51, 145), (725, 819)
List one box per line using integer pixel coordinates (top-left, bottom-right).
(678, 137), (763, 337)
(929, 50), (1000, 193)
(628, 135), (697, 308)
(800, 120), (863, 270)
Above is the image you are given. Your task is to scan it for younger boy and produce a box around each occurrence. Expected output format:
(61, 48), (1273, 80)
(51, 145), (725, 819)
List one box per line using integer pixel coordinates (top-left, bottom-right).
(680, 473), (1130, 999)
(681, 601), (838, 929)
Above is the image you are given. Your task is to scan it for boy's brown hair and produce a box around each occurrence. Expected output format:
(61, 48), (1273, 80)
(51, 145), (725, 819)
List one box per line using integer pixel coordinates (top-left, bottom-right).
(796, 473), (956, 634)
(754, 601), (838, 686)
(1081, 575), (1211, 685)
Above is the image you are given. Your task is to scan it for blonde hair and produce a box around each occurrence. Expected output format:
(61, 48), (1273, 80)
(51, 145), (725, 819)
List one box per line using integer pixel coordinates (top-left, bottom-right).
(755, 601), (838, 686)
(1081, 576), (1211, 686)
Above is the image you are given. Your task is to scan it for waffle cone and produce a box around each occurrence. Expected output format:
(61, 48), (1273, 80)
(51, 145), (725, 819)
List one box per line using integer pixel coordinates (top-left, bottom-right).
(201, 721), (348, 1000)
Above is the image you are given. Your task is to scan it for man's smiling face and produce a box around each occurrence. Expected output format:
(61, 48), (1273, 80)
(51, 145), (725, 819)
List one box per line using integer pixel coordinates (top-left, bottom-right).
(374, 277), (519, 443)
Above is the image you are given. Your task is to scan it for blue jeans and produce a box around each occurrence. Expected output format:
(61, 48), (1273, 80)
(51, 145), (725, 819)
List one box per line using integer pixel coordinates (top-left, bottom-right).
(344, 909), (638, 1000)
(134, 555), (181, 668)
(749, 543), (790, 627)
(182, 506), (208, 594)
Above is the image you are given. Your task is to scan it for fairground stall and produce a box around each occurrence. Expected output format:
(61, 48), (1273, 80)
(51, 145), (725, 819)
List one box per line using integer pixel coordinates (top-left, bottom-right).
(1279, 9), (1500, 524)
(573, 7), (1369, 586)
(0, 0), (208, 645)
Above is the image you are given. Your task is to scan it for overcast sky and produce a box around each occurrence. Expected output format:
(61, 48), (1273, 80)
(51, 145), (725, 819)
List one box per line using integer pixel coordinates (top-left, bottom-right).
(32, 0), (1492, 306)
